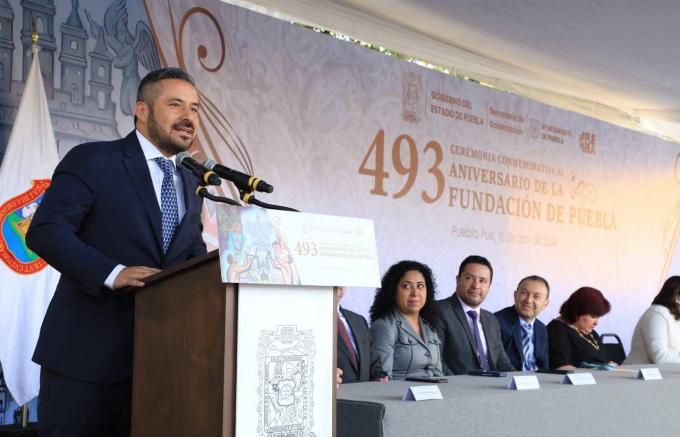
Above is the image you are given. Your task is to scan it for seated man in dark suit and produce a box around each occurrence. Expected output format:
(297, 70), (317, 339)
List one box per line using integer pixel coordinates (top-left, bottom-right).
(434, 255), (514, 374)
(495, 275), (551, 371)
(337, 287), (371, 383)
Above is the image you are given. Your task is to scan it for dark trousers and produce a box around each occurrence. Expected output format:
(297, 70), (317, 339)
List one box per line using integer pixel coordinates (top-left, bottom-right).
(38, 368), (131, 437)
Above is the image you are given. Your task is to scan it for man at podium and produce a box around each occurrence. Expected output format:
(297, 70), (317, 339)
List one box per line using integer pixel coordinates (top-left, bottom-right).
(25, 67), (207, 437)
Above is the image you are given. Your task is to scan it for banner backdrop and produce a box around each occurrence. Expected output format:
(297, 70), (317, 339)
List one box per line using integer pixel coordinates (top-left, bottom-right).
(144, 0), (680, 352)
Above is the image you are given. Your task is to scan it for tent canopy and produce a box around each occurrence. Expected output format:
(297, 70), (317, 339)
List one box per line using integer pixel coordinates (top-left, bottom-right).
(227, 0), (680, 142)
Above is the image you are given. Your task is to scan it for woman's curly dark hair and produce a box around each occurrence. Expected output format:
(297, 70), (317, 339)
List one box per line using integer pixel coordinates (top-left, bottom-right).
(369, 260), (439, 326)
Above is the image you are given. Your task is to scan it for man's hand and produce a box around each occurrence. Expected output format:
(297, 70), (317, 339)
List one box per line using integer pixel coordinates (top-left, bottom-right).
(112, 266), (161, 289)
(336, 368), (343, 389)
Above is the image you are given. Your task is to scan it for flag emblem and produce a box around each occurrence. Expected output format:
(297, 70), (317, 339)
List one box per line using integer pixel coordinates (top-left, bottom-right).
(0, 179), (50, 274)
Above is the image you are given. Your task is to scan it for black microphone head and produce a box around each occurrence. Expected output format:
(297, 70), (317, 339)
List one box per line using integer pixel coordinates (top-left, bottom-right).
(176, 152), (221, 186)
(254, 179), (274, 193)
(175, 151), (190, 166)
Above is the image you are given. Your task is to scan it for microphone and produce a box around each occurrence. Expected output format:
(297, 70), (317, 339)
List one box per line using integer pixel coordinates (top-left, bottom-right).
(204, 159), (274, 193)
(176, 152), (221, 186)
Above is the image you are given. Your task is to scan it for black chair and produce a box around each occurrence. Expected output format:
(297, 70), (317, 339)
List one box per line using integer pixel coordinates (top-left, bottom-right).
(600, 333), (626, 364)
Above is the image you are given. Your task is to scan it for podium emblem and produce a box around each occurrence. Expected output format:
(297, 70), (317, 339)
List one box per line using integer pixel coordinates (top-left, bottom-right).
(257, 325), (316, 436)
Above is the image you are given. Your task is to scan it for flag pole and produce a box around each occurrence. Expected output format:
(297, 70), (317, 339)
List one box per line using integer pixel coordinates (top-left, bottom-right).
(19, 21), (40, 430)
(21, 405), (28, 428)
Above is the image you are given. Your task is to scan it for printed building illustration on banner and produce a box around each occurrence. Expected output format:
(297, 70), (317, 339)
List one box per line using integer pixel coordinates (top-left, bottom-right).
(0, 0), (160, 162)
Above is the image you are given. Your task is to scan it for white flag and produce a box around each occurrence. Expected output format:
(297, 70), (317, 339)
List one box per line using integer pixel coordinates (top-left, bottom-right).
(0, 45), (60, 405)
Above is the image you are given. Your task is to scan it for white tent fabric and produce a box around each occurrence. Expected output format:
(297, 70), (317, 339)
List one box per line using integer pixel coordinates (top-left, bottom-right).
(222, 0), (680, 143)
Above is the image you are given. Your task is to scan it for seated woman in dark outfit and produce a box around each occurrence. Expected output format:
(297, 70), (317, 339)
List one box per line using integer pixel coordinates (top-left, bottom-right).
(547, 287), (618, 370)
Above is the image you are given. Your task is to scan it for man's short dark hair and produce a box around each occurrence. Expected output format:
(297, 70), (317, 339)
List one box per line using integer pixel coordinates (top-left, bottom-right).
(517, 275), (551, 298)
(457, 255), (493, 282)
(134, 67), (196, 124)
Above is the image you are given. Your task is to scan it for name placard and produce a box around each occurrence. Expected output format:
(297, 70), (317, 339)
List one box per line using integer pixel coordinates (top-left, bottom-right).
(635, 368), (662, 381)
(561, 373), (596, 385)
(507, 375), (540, 390)
(402, 385), (443, 401)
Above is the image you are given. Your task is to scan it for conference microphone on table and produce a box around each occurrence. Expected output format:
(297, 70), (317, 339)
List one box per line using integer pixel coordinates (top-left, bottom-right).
(203, 159), (274, 193)
(176, 152), (221, 186)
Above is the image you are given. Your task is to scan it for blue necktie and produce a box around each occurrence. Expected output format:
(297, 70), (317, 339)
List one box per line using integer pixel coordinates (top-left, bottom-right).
(467, 310), (490, 371)
(521, 322), (537, 371)
(153, 157), (179, 253)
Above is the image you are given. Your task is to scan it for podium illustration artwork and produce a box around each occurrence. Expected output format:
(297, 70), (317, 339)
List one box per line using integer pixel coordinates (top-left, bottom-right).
(130, 205), (380, 437)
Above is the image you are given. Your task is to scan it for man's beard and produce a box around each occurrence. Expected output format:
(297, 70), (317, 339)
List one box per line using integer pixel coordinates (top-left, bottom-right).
(458, 288), (482, 307)
(147, 109), (195, 156)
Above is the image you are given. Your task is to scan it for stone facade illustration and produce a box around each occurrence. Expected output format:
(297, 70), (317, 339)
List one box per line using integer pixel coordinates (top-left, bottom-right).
(0, 0), (161, 164)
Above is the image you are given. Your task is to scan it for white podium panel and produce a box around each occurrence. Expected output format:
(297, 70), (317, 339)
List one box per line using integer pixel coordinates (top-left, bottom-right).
(235, 283), (334, 437)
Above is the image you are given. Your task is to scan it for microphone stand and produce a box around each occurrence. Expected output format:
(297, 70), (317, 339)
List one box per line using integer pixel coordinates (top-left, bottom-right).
(196, 186), (241, 206)
(238, 188), (299, 212)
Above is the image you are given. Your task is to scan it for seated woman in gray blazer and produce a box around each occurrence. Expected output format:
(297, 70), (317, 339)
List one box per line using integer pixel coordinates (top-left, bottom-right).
(625, 276), (680, 364)
(369, 260), (444, 381)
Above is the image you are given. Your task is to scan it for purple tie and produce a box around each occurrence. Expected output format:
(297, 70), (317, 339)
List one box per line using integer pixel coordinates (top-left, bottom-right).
(467, 310), (490, 371)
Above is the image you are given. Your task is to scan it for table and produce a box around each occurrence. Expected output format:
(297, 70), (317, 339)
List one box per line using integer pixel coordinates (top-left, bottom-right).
(337, 365), (680, 437)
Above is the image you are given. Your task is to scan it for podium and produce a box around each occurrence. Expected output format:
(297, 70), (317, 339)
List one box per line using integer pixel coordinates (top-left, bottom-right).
(131, 250), (237, 436)
(131, 206), (380, 437)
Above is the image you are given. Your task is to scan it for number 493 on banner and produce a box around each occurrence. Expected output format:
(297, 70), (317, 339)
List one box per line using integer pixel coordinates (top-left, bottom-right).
(358, 129), (445, 203)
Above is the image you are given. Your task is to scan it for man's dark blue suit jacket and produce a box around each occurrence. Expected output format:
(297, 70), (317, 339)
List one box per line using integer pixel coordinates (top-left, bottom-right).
(494, 305), (549, 371)
(337, 307), (370, 383)
(26, 131), (206, 385)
